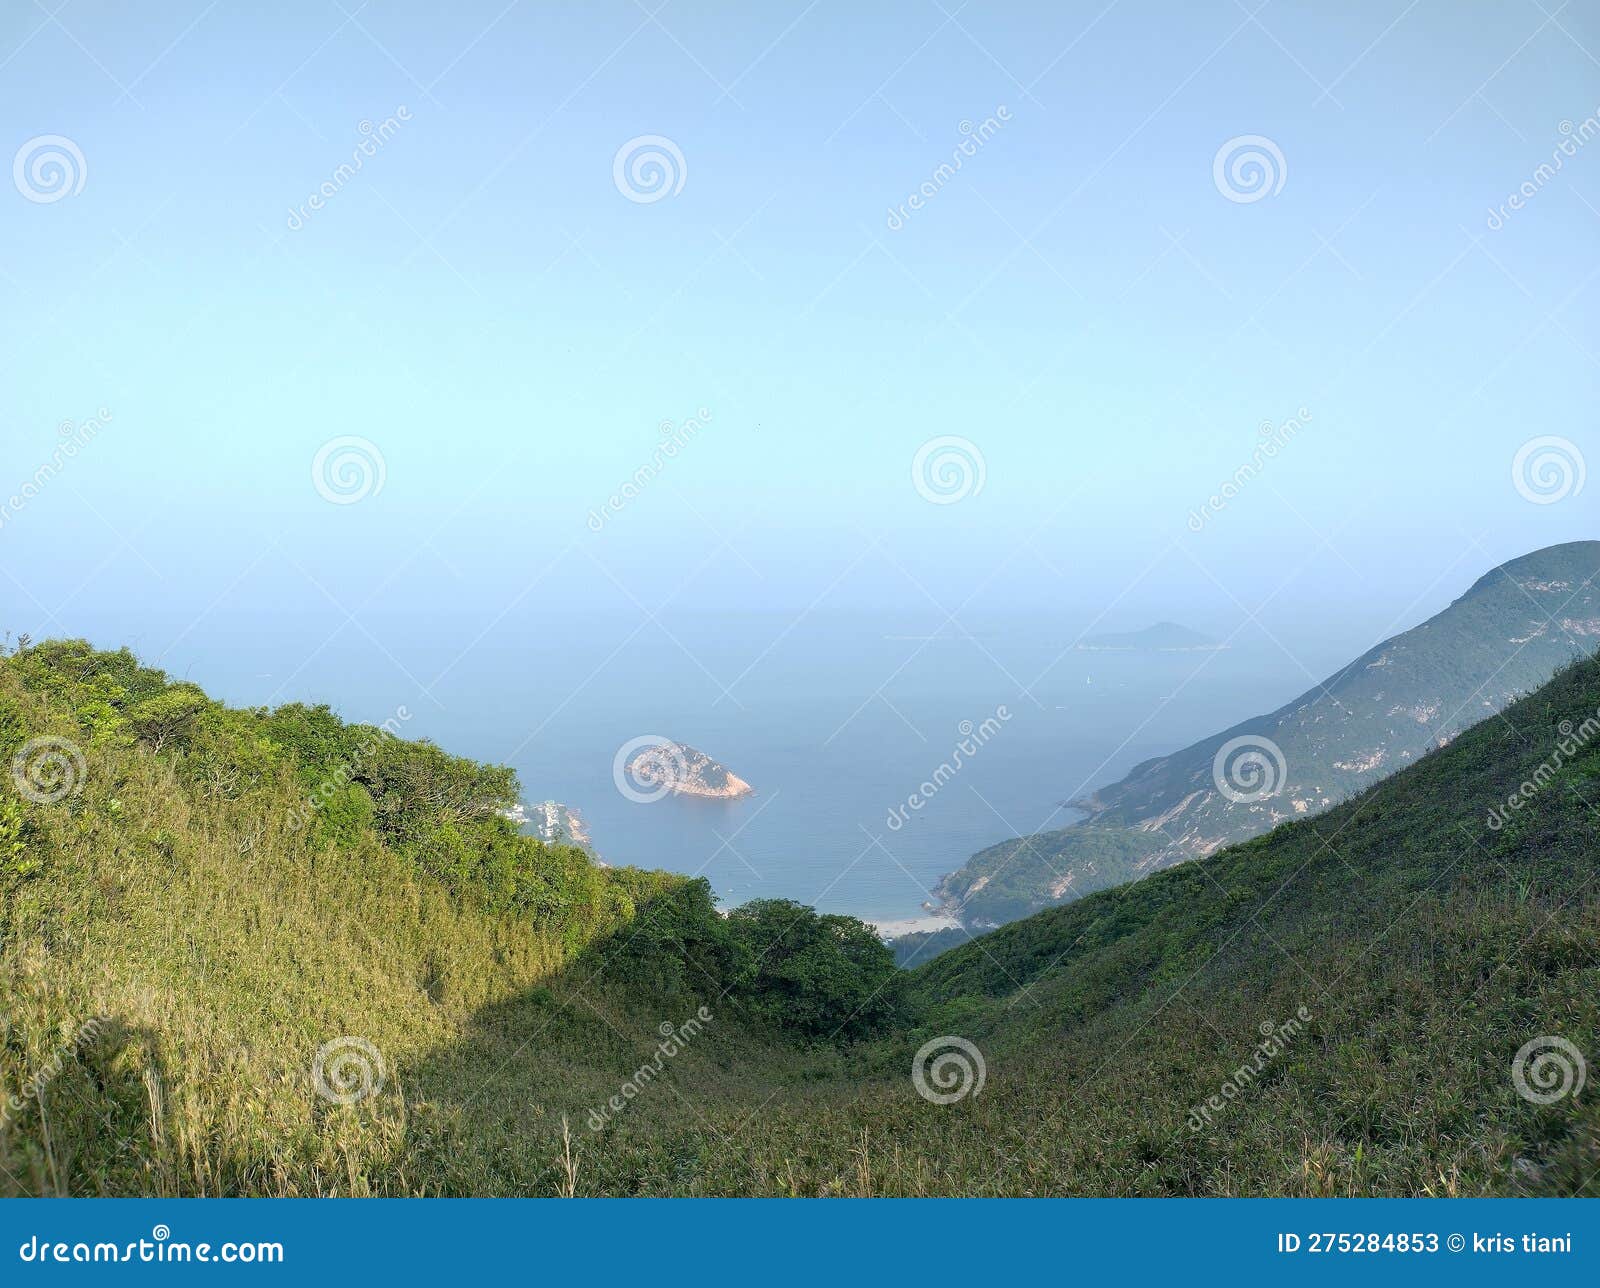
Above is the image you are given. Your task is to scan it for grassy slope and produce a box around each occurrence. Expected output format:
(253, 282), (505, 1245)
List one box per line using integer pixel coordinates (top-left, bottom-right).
(0, 654), (566, 1192)
(1, 644), (1597, 1196)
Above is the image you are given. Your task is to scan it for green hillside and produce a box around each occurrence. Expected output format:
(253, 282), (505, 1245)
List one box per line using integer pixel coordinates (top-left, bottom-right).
(1, 636), (1597, 1196)
(938, 540), (1600, 926)
(0, 640), (897, 1196)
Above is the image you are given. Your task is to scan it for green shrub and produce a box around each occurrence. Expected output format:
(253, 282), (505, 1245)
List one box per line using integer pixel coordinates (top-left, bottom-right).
(723, 899), (902, 1039)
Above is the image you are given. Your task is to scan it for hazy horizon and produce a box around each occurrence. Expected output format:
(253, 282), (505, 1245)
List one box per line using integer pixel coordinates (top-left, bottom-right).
(3, 0), (1595, 815)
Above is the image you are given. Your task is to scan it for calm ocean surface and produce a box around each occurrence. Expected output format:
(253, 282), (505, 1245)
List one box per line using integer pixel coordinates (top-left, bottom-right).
(424, 619), (1312, 925)
(192, 611), (1320, 926)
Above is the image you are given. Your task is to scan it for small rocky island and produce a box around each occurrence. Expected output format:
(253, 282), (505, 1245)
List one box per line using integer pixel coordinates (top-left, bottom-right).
(627, 741), (754, 799)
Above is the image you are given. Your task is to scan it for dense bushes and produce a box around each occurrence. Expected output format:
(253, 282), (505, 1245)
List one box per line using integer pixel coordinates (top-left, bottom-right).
(596, 889), (903, 1039)
(1, 642), (603, 922)
(722, 900), (901, 1038)
(0, 639), (900, 1043)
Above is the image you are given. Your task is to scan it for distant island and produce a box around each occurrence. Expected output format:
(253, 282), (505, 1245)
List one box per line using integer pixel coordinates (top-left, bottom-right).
(627, 740), (754, 800)
(1075, 621), (1223, 652)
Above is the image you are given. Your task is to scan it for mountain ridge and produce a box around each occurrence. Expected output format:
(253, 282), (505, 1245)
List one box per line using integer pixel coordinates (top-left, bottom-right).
(934, 540), (1600, 927)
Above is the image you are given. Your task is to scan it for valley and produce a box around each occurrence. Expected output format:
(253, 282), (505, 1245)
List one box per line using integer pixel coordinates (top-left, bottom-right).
(0, 590), (1596, 1194)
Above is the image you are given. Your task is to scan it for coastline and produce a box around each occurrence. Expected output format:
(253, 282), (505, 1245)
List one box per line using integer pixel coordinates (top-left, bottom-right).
(868, 913), (961, 939)
(670, 770), (755, 800)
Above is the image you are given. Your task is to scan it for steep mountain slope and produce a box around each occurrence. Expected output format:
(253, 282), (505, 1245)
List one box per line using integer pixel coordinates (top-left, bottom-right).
(938, 540), (1600, 926)
(2, 637), (1597, 1196)
(881, 652), (1600, 1196)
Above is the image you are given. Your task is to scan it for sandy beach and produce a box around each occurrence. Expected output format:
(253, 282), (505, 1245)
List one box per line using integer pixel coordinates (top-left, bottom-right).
(869, 914), (962, 939)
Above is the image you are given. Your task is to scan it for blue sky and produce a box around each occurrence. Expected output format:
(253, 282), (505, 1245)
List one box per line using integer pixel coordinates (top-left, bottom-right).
(1, 0), (1595, 718)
